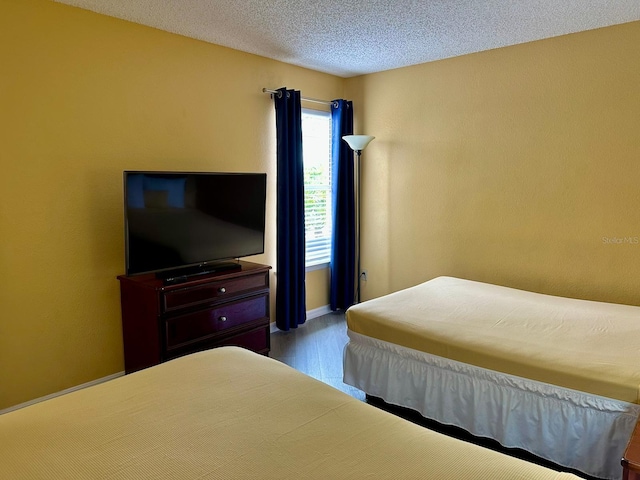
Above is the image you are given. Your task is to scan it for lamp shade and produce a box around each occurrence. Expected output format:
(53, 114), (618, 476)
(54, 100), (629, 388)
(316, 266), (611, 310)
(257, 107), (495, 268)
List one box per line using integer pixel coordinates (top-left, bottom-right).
(342, 135), (375, 151)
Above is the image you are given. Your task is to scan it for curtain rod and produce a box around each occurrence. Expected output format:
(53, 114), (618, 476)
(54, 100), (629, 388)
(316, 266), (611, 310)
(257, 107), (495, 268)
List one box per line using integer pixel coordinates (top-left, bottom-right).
(262, 88), (336, 107)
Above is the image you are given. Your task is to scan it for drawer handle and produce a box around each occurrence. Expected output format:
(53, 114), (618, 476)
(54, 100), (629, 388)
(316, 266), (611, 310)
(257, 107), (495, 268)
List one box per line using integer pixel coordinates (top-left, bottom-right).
(218, 287), (226, 294)
(219, 316), (228, 322)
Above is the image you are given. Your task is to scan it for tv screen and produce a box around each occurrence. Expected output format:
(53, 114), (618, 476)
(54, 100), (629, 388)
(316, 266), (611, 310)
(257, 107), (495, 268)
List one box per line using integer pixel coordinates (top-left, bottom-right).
(124, 171), (266, 277)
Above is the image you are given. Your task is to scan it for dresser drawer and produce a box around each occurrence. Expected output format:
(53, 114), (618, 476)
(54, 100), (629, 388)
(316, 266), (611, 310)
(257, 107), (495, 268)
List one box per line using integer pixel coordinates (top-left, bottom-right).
(165, 294), (269, 351)
(162, 272), (268, 311)
(165, 327), (270, 362)
(215, 327), (269, 353)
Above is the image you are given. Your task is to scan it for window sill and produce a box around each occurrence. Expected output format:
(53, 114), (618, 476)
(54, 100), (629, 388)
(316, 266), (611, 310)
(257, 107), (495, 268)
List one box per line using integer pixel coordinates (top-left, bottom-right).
(305, 262), (329, 273)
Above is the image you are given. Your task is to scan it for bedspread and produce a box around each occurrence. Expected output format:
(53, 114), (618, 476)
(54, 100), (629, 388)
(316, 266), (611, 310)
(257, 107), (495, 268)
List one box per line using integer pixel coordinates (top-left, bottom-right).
(0, 347), (578, 479)
(347, 276), (640, 403)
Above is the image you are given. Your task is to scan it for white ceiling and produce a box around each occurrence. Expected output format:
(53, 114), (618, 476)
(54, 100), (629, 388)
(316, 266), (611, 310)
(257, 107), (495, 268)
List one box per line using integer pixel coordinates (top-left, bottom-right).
(53, 0), (640, 78)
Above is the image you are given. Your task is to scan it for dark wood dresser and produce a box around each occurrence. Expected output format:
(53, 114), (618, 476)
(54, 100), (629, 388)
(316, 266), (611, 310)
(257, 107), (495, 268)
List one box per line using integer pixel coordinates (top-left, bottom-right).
(623, 420), (640, 480)
(118, 261), (271, 373)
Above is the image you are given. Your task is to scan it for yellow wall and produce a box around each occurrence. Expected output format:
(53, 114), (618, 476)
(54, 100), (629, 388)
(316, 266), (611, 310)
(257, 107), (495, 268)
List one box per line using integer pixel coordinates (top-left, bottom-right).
(3, 0), (640, 411)
(305, 267), (331, 311)
(0, 0), (342, 409)
(349, 21), (640, 305)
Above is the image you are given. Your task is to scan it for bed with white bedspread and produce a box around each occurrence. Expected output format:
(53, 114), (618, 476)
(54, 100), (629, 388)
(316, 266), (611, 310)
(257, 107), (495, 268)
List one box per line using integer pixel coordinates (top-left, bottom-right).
(344, 276), (640, 480)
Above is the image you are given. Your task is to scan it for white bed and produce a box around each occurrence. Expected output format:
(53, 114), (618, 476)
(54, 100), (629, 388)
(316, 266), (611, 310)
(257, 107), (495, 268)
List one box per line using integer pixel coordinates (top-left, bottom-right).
(344, 276), (640, 480)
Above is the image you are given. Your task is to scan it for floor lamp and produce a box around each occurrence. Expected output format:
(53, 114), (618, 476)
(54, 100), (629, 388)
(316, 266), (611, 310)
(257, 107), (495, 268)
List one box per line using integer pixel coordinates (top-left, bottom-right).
(342, 134), (375, 304)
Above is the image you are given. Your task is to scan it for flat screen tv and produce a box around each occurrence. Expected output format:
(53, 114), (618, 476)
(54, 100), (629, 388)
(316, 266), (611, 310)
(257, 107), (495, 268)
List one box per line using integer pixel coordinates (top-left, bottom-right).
(124, 171), (266, 279)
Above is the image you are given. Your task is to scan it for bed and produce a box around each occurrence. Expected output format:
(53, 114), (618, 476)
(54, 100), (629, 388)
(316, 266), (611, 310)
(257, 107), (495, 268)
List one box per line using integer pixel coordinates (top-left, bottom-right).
(344, 276), (640, 480)
(0, 346), (578, 479)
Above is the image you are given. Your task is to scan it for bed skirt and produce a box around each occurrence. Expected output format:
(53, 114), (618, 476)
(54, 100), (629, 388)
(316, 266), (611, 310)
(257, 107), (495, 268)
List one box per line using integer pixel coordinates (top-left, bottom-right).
(343, 330), (640, 480)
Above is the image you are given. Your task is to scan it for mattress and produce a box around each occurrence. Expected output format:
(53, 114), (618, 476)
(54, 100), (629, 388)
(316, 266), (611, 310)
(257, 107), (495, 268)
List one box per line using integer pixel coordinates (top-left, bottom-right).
(347, 276), (640, 403)
(0, 347), (578, 479)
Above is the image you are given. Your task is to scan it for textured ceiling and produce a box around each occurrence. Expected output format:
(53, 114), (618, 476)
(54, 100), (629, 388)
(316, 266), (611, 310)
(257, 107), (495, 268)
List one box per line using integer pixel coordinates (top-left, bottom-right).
(53, 0), (640, 77)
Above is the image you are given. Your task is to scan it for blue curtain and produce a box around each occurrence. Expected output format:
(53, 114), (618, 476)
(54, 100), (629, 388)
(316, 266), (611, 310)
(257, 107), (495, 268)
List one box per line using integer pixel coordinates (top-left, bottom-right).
(329, 100), (355, 310)
(274, 87), (306, 331)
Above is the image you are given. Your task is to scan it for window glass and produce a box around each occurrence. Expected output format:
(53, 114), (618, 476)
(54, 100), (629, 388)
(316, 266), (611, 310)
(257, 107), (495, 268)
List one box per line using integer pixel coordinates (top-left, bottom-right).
(302, 109), (332, 267)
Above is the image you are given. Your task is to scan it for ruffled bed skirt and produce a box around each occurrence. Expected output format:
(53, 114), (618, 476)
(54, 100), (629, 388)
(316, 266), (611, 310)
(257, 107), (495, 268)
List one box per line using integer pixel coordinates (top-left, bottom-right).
(343, 330), (640, 480)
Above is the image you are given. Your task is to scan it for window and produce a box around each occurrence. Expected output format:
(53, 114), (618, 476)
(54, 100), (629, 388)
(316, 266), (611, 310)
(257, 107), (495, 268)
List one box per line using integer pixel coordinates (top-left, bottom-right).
(302, 109), (332, 268)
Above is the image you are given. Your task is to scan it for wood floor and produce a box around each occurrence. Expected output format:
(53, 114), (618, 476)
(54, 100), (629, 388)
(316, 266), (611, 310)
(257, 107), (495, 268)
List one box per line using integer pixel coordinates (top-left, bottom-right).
(269, 311), (365, 401)
(269, 312), (597, 480)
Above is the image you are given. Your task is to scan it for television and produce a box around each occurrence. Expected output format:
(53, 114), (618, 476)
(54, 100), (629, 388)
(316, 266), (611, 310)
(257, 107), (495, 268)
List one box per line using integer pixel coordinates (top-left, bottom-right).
(124, 171), (266, 280)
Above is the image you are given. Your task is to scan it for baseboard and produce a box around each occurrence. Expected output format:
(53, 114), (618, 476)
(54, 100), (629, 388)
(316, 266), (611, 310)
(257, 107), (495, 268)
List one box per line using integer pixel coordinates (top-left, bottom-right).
(307, 304), (332, 320)
(0, 371), (125, 416)
(270, 304), (333, 333)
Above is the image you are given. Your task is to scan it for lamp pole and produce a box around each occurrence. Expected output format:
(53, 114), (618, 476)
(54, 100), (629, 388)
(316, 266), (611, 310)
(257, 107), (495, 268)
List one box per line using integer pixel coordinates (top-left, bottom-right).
(342, 135), (375, 304)
(354, 148), (363, 304)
